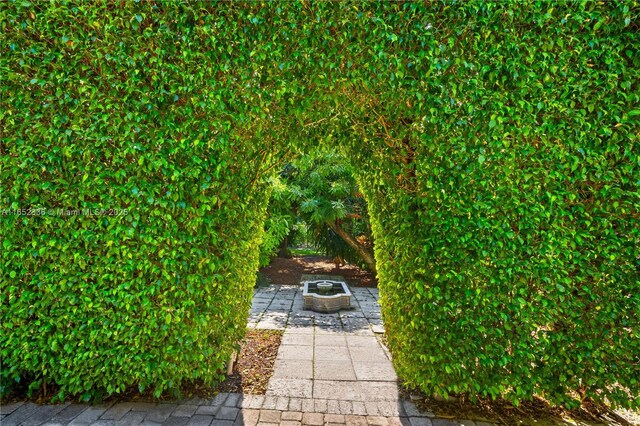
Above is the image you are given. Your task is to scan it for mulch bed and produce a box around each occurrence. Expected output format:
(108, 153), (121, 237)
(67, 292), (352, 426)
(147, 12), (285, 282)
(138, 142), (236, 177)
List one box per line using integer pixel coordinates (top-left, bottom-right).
(399, 383), (637, 425)
(217, 329), (282, 394)
(259, 255), (377, 287)
(381, 336), (637, 425)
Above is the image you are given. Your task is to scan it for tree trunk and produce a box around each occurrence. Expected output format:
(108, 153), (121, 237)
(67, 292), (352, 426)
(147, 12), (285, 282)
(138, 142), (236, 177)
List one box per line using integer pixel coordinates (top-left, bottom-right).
(278, 235), (292, 258)
(327, 220), (377, 275)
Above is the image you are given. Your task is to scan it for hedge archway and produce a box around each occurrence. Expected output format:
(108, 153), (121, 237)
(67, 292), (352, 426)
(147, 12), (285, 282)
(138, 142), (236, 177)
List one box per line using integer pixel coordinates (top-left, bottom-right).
(1, 2), (638, 407)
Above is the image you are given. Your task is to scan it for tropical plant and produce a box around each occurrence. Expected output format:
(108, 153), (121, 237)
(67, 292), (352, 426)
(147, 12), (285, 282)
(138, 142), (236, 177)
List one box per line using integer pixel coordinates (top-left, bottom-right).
(259, 150), (376, 273)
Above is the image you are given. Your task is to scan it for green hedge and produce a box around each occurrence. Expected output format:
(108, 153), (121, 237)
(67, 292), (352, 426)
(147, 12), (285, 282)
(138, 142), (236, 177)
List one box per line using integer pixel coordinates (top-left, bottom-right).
(0, 2), (274, 399)
(343, 2), (640, 409)
(1, 1), (638, 408)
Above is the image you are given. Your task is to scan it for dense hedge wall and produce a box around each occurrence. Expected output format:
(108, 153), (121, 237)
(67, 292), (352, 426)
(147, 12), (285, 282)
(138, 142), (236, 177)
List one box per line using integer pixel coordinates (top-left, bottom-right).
(1, 1), (638, 408)
(340, 2), (640, 408)
(0, 2), (278, 399)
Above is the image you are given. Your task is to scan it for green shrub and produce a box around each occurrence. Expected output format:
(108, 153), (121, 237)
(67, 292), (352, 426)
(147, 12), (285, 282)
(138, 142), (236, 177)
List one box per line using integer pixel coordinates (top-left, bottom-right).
(0, 2), (274, 399)
(260, 150), (375, 270)
(258, 176), (293, 267)
(342, 2), (640, 409)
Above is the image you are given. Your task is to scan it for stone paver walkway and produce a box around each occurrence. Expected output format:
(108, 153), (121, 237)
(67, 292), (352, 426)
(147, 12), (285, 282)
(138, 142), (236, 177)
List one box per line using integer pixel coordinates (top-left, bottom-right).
(246, 279), (481, 425)
(0, 278), (485, 426)
(248, 278), (384, 334)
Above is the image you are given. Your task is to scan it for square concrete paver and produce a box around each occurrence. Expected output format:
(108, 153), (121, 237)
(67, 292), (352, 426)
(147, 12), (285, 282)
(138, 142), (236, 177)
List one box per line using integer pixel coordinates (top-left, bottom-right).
(302, 399), (315, 413)
(365, 401), (380, 416)
(314, 360), (357, 381)
(315, 326), (346, 335)
(277, 345), (314, 360)
(271, 360), (314, 379)
(352, 401), (367, 416)
(313, 381), (363, 401)
(315, 334), (347, 347)
(352, 362), (397, 381)
(342, 318), (370, 328)
(339, 400), (354, 415)
(346, 336), (380, 348)
(377, 401), (402, 417)
(286, 323), (315, 333)
(276, 397), (290, 410)
(288, 398), (303, 412)
(270, 302), (293, 311)
(349, 346), (389, 363)
(261, 396), (278, 410)
(348, 326), (376, 336)
(314, 399), (328, 412)
(289, 318), (314, 329)
(315, 346), (350, 361)
(281, 333), (315, 346)
(359, 382), (399, 401)
(257, 312), (289, 330)
(326, 399), (340, 414)
(266, 379), (313, 398)
(257, 319), (287, 330)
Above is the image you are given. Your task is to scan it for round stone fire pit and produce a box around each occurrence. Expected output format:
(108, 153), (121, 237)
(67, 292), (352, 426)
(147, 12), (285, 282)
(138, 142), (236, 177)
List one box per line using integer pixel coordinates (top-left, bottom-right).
(302, 279), (352, 313)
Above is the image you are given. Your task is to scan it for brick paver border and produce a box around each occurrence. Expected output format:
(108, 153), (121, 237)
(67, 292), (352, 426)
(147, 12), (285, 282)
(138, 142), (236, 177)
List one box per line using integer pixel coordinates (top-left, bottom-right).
(1, 393), (493, 426)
